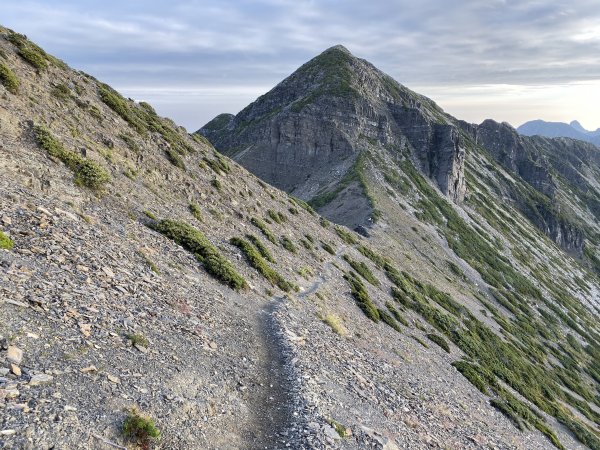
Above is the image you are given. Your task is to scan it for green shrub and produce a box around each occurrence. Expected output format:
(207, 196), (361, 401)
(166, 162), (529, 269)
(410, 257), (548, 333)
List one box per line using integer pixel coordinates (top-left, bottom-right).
(378, 308), (401, 332)
(203, 155), (231, 175)
(321, 242), (335, 255)
(152, 219), (246, 290)
(34, 125), (109, 190)
(125, 333), (149, 347)
(230, 237), (295, 292)
(122, 408), (160, 447)
(357, 245), (387, 268)
(288, 207), (299, 215)
(119, 133), (139, 152)
(323, 314), (346, 336)
(166, 148), (185, 169)
(343, 255), (379, 286)
(250, 217), (277, 244)
(98, 84), (147, 134)
(143, 210), (157, 220)
(189, 203), (202, 221)
(211, 177), (222, 191)
(335, 226), (358, 244)
(326, 418), (350, 438)
(0, 63), (19, 94)
(7, 32), (51, 70)
(426, 333), (450, 353)
(299, 238), (312, 250)
(18, 45), (47, 70)
(386, 302), (408, 326)
(452, 360), (491, 394)
(51, 84), (71, 101)
(246, 234), (275, 262)
(344, 272), (379, 322)
(267, 209), (286, 224)
(280, 236), (297, 253)
(0, 231), (14, 250)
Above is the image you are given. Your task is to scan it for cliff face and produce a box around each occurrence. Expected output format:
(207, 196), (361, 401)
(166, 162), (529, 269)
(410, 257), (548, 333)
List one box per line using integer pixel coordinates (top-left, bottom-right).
(470, 119), (600, 255)
(199, 46), (466, 228)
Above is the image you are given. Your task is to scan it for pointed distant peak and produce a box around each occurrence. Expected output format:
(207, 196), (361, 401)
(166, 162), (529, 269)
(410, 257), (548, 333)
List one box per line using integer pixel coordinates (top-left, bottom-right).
(569, 120), (587, 133)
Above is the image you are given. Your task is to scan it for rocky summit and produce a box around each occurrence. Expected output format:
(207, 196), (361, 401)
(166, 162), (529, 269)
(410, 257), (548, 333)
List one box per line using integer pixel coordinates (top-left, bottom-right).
(2, 26), (600, 450)
(199, 45), (466, 229)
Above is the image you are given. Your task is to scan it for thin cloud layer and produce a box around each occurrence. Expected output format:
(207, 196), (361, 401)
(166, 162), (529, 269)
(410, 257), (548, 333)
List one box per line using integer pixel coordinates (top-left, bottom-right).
(3, 0), (599, 129)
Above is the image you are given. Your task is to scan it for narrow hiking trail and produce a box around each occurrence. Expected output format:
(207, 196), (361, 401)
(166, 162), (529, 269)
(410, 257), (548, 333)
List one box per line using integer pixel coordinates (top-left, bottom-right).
(244, 246), (346, 449)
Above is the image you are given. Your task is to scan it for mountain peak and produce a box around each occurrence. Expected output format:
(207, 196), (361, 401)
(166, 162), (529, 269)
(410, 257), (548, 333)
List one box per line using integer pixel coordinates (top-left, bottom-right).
(322, 44), (352, 55)
(570, 120), (587, 133)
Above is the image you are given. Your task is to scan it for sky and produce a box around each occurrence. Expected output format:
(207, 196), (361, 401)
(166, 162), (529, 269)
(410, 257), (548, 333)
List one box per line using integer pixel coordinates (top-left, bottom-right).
(2, 0), (600, 131)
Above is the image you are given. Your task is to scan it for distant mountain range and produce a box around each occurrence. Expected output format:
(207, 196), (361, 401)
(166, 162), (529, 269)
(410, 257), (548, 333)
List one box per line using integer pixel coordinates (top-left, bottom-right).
(517, 119), (600, 146)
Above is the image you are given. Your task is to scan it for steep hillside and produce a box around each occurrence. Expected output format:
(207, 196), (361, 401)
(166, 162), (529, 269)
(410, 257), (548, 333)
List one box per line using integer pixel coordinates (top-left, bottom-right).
(2, 27), (600, 450)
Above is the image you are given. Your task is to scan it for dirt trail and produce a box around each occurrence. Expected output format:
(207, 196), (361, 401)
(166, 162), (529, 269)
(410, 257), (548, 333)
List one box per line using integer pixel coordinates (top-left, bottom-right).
(244, 246), (346, 449)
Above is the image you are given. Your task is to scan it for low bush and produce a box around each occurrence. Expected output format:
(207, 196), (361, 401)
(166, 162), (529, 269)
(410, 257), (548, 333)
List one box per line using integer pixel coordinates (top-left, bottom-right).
(166, 148), (185, 170)
(34, 125), (109, 190)
(335, 226), (358, 244)
(0, 231), (14, 250)
(250, 217), (277, 244)
(245, 234), (275, 262)
(122, 407), (160, 448)
(343, 255), (379, 286)
(230, 237), (295, 292)
(267, 209), (286, 224)
(189, 203), (202, 221)
(280, 236), (297, 253)
(344, 272), (379, 322)
(378, 308), (401, 332)
(125, 333), (149, 348)
(426, 333), (450, 353)
(152, 219), (246, 290)
(386, 302), (408, 326)
(0, 63), (19, 94)
(321, 242), (335, 255)
(323, 314), (346, 336)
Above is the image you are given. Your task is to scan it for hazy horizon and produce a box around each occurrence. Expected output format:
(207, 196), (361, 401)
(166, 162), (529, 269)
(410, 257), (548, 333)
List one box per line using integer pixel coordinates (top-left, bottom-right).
(3, 0), (599, 131)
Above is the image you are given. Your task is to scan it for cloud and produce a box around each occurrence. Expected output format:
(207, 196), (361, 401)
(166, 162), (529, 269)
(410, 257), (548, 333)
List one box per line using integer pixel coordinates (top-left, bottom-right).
(2, 0), (599, 129)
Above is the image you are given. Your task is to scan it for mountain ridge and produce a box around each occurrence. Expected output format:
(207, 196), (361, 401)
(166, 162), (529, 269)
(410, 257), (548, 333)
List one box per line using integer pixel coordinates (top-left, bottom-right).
(517, 119), (600, 146)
